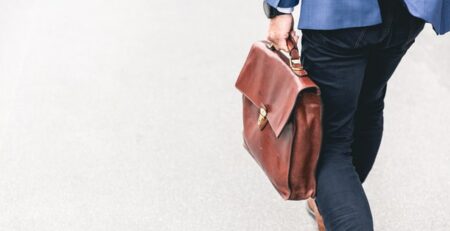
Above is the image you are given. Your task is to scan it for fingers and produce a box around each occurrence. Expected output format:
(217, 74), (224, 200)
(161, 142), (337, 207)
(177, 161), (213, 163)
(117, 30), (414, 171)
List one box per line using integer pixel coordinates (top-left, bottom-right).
(267, 30), (298, 52)
(267, 31), (290, 51)
(267, 14), (295, 52)
(266, 29), (287, 51)
(273, 37), (289, 52)
(289, 30), (299, 44)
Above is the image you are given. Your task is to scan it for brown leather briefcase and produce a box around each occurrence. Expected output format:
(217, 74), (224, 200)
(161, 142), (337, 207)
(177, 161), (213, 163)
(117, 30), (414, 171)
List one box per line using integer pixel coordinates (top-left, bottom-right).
(235, 36), (323, 200)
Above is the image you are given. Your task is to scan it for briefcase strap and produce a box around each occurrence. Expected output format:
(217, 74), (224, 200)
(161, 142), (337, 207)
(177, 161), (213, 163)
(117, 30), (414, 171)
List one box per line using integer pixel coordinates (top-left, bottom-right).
(265, 35), (308, 77)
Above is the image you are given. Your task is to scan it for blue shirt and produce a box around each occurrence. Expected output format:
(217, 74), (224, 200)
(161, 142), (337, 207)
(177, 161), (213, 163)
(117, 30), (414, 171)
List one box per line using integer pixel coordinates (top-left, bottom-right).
(266, 0), (450, 35)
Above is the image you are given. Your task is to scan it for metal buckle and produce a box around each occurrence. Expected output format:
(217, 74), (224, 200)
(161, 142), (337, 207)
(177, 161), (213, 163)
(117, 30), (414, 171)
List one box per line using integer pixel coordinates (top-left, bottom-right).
(257, 107), (268, 130)
(290, 58), (303, 71)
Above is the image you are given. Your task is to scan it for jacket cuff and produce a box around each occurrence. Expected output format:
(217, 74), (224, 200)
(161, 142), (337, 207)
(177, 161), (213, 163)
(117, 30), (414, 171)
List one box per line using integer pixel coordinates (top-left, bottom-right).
(266, 0), (299, 8)
(276, 7), (294, 13)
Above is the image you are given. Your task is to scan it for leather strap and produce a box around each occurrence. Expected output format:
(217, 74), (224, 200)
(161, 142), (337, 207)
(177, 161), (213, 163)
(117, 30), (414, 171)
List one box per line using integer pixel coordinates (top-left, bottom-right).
(264, 35), (308, 77)
(286, 34), (308, 77)
(286, 34), (300, 60)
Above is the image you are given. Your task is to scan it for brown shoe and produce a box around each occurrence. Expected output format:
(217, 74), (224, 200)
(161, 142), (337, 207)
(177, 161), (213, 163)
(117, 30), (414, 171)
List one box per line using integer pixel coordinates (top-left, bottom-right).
(306, 198), (326, 231)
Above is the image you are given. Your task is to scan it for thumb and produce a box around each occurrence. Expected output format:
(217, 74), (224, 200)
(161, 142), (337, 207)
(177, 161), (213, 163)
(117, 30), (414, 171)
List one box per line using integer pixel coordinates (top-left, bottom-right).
(277, 38), (289, 52)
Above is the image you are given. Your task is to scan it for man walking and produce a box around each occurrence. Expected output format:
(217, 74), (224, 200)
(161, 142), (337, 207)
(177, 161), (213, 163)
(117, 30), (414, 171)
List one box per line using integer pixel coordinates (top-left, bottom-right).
(263, 0), (449, 230)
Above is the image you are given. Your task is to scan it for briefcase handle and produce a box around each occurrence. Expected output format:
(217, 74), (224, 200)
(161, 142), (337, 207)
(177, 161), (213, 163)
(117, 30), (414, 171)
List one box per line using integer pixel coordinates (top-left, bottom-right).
(286, 34), (300, 60)
(265, 35), (308, 77)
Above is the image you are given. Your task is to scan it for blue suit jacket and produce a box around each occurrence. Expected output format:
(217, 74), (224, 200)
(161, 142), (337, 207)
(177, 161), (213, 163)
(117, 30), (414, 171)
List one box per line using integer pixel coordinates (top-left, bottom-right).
(266, 0), (450, 35)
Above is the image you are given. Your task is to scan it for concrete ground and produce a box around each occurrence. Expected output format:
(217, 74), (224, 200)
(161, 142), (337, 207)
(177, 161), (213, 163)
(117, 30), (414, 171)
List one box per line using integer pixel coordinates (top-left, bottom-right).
(0, 0), (449, 230)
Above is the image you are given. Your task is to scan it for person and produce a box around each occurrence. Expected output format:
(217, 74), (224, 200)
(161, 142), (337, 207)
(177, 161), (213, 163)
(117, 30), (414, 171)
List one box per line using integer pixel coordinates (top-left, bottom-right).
(263, 0), (450, 230)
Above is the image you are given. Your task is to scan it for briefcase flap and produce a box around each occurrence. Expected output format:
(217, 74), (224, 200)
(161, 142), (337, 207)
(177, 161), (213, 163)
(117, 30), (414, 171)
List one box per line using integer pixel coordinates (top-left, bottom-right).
(235, 40), (320, 138)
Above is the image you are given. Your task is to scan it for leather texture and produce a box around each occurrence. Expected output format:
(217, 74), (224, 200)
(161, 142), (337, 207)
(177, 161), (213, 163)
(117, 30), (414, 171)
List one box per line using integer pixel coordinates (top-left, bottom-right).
(235, 37), (323, 200)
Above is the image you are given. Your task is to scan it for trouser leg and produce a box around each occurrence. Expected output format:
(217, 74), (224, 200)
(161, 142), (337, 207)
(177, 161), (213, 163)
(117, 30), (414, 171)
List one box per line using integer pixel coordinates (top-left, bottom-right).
(351, 47), (407, 183)
(351, 2), (426, 183)
(299, 0), (425, 230)
(301, 28), (374, 230)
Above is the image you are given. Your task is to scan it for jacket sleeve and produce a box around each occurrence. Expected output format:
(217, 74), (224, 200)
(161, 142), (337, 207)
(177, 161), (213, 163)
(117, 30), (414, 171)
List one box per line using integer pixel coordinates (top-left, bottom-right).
(266, 0), (299, 8)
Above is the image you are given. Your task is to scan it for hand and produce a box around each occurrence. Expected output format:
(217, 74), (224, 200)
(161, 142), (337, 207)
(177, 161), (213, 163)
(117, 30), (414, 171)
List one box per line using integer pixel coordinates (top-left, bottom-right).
(267, 14), (299, 52)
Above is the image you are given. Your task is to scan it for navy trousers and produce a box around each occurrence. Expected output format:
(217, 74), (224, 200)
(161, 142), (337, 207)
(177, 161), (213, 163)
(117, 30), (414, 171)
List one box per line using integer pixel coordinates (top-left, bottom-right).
(300, 0), (425, 230)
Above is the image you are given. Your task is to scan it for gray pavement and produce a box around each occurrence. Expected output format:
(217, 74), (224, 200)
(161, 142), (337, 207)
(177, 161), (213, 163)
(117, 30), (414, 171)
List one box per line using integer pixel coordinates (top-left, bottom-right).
(0, 1), (449, 230)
